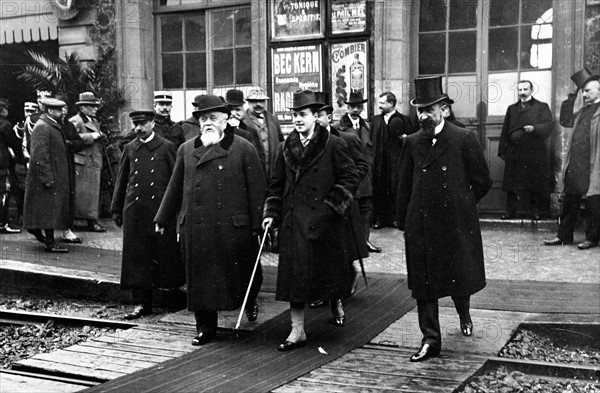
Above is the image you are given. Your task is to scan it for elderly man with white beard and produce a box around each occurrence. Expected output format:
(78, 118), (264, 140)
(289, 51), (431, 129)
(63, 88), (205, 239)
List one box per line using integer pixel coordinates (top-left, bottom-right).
(155, 95), (266, 346)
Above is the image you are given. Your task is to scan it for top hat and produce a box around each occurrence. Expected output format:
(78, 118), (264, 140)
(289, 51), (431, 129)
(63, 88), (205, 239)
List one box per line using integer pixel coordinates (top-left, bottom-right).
(154, 90), (173, 103)
(39, 97), (66, 108)
(192, 94), (230, 116)
(344, 91), (368, 105)
(24, 102), (39, 111)
(36, 90), (52, 99)
(225, 89), (245, 106)
(246, 87), (270, 101)
(410, 76), (450, 107)
(129, 109), (155, 123)
(76, 92), (101, 106)
(571, 68), (600, 91)
(288, 90), (321, 111)
(0, 98), (9, 109)
(314, 92), (332, 113)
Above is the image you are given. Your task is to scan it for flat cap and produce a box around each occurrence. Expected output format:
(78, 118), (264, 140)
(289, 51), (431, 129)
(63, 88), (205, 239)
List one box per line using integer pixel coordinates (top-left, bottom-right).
(129, 109), (155, 123)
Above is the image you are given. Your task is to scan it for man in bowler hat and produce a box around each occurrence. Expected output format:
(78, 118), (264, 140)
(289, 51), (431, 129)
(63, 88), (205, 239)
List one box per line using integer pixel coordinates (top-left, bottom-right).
(544, 68), (600, 249)
(396, 76), (492, 362)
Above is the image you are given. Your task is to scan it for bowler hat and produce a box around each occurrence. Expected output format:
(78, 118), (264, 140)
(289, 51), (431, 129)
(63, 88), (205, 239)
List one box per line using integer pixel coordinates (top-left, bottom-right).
(76, 92), (100, 106)
(24, 102), (38, 111)
(288, 90), (321, 111)
(225, 89), (245, 106)
(129, 109), (155, 123)
(0, 98), (9, 109)
(344, 91), (368, 105)
(410, 76), (450, 107)
(39, 97), (66, 108)
(314, 92), (333, 113)
(154, 90), (173, 103)
(192, 94), (230, 116)
(246, 87), (270, 101)
(571, 68), (600, 91)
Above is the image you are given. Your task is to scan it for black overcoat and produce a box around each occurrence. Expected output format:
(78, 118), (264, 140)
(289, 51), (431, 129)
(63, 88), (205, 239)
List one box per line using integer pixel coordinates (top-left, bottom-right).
(154, 127), (266, 311)
(498, 98), (554, 193)
(110, 134), (183, 290)
(263, 126), (360, 303)
(335, 114), (373, 198)
(396, 121), (492, 300)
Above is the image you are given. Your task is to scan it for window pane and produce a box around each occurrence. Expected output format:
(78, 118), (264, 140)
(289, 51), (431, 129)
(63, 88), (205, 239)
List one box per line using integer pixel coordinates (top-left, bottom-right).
(186, 52), (206, 89)
(449, 0), (477, 30)
(161, 16), (182, 52)
(419, 33), (446, 74)
(162, 54), (183, 88)
(213, 49), (233, 86)
(488, 27), (518, 71)
(489, 0), (519, 26)
(522, 0), (552, 24)
(487, 72), (518, 116)
(235, 47), (252, 85)
(521, 70), (552, 105)
(419, 0), (446, 32)
(185, 16), (206, 51)
(448, 31), (476, 73)
(521, 25), (552, 69)
(235, 8), (252, 46)
(446, 74), (477, 118)
(212, 10), (233, 48)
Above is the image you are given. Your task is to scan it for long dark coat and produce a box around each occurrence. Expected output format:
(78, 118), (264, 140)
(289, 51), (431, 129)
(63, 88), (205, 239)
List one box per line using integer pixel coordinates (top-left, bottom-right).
(244, 109), (284, 179)
(23, 115), (72, 230)
(335, 114), (373, 198)
(498, 98), (554, 193)
(180, 116), (200, 141)
(110, 134), (183, 290)
(396, 122), (492, 300)
(154, 127), (266, 311)
(263, 125), (360, 303)
(154, 115), (186, 148)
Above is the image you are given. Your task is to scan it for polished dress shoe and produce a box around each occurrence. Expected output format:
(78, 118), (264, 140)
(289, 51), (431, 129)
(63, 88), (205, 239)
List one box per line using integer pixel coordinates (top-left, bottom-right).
(577, 240), (598, 250)
(372, 221), (382, 229)
(191, 331), (215, 346)
(88, 222), (106, 232)
(330, 299), (345, 327)
(309, 299), (326, 308)
(459, 313), (473, 336)
(124, 305), (151, 320)
(28, 229), (46, 244)
(0, 223), (21, 234)
(410, 343), (440, 362)
(366, 240), (382, 253)
(543, 237), (570, 246)
(277, 339), (307, 351)
(501, 212), (516, 220)
(245, 302), (259, 322)
(45, 244), (68, 253)
(61, 237), (82, 244)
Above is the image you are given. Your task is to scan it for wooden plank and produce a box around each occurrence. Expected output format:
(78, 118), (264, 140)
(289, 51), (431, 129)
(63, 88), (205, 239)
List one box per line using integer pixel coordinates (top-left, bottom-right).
(0, 372), (85, 393)
(29, 350), (155, 372)
(76, 340), (181, 358)
(64, 344), (173, 363)
(92, 334), (194, 354)
(15, 358), (124, 381)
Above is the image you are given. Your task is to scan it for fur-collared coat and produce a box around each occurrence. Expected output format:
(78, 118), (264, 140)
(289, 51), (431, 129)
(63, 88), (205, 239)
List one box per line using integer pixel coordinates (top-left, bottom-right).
(397, 121), (492, 300)
(264, 125), (360, 303)
(154, 126), (266, 311)
(111, 134), (183, 290)
(23, 114), (72, 229)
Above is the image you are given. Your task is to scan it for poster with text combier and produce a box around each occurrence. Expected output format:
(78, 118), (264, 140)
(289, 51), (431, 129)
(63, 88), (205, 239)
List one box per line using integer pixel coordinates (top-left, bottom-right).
(331, 41), (369, 121)
(272, 45), (323, 123)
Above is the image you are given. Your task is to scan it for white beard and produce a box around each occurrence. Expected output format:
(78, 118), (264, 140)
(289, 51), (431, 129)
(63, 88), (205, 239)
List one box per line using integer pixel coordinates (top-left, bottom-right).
(201, 130), (222, 146)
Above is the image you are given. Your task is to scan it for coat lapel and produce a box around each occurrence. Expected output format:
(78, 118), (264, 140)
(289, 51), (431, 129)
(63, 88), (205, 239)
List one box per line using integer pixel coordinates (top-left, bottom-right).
(422, 125), (451, 168)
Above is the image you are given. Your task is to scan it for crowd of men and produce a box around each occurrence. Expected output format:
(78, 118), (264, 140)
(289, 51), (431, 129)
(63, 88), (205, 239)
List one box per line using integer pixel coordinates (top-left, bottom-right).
(0, 67), (598, 361)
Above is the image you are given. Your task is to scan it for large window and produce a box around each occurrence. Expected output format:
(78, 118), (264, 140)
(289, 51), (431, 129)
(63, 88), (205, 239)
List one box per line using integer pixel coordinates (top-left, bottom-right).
(418, 0), (553, 122)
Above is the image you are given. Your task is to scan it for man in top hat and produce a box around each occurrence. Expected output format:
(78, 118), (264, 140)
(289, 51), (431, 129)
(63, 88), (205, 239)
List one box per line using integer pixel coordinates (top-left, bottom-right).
(262, 90), (359, 351)
(498, 80), (554, 220)
(111, 109), (183, 320)
(396, 76), (492, 362)
(69, 92), (107, 233)
(152, 90), (185, 148)
(333, 91), (380, 253)
(243, 86), (284, 180)
(371, 91), (416, 229)
(23, 98), (73, 252)
(0, 98), (23, 233)
(224, 89), (264, 166)
(544, 68), (600, 250)
(155, 94), (266, 345)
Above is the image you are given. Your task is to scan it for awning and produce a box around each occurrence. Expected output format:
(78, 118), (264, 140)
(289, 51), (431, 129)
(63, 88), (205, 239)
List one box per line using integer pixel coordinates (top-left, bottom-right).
(0, 12), (59, 45)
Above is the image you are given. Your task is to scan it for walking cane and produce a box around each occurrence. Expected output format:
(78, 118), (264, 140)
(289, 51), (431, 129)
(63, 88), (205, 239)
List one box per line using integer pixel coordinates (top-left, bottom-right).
(235, 221), (271, 330)
(349, 220), (369, 288)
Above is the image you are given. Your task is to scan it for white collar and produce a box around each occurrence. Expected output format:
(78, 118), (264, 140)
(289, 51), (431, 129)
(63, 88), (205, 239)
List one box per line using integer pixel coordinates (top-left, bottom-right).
(140, 131), (155, 143)
(299, 128), (315, 145)
(434, 119), (445, 136)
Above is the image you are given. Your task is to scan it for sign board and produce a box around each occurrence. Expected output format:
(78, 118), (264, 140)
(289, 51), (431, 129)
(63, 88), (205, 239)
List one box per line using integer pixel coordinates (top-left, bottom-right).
(331, 0), (367, 34)
(271, 0), (324, 40)
(330, 41), (368, 120)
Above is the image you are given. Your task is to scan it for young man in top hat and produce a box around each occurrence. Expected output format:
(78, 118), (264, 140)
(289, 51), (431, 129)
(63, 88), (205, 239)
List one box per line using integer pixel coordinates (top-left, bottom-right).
(152, 91), (186, 148)
(396, 76), (492, 362)
(0, 98), (23, 233)
(155, 94), (266, 345)
(544, 68), (600, 250)
(262, 90), (360, 351)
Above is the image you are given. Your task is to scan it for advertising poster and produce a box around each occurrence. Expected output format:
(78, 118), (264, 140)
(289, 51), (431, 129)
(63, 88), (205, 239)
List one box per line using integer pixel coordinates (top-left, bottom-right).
(272, 44), (322, 122)
(331, 1), (367, 34)
(272, 0), (323, 40)
(330, 41), (368, 120)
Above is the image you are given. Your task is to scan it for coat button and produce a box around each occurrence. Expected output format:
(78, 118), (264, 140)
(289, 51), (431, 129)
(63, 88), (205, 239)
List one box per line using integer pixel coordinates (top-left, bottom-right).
(151, 195), (155, 199)
(217, 203), (222, 209)
(422, 168), (427, 172)
(135, 197), (139, 201)
(151, 157), (154, 160)
(150, 182), (154, 186)
(151, 169), (154, 173)
(134, 171), (138, 174)
(442, 166), (447, 171)
(135, 183), (139, 187)
(443, 183), (448, 188)
(134, 158), (138, 162)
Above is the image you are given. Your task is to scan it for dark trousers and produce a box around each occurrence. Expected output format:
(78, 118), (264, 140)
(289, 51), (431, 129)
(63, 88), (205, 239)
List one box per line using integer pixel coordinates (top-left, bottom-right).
(373, 189), (396, 226)
(357, 196), (373, 241)
(506, 191), (543, 216)
(132, 288), (153, 310)
(417, 296), (470, 350)
(194, 310), (218, 334)
(557, 194), (600, 243)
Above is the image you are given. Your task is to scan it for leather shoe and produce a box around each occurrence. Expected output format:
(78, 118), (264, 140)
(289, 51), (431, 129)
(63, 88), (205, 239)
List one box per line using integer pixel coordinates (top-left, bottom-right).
(459, 313), (473, 336)
(372, 221), (382, 229)
(0, 223), (21, 234)
(309, 299), (326, 308)
(277, 339), (307, 351)
(45, 244), (68, 253)
(409, 343), (440, 362)
(28, 229), (46, 244)
(366, 240), (382, 253)
(245, 302), (259, 322)
(577, 240), (598, 250)
(501, 212), (516, 220)
(124, 305), (151, 320)
(61, 237), (82, 244)
(191, 331), (215, 346)
(88, 223), (106, 232)
(543, 237), (570, 246)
